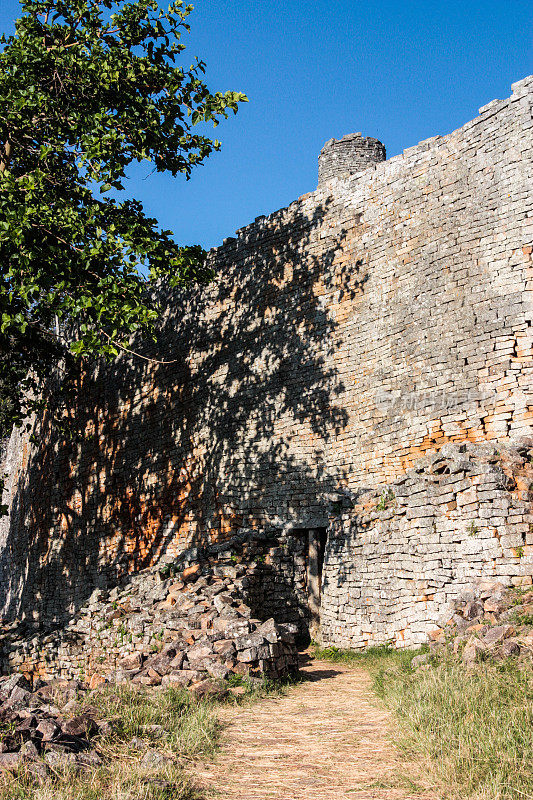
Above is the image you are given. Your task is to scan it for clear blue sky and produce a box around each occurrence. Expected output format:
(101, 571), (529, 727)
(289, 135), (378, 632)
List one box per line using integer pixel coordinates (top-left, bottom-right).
(1, 0), (532, 250)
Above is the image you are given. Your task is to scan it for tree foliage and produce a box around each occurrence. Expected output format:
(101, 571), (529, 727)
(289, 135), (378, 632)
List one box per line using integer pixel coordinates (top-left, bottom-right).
(0, 0), (247, 434)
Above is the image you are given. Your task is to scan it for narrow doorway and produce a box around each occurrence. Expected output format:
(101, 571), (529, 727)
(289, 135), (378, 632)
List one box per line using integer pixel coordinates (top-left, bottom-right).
(307, 527), (327, 639)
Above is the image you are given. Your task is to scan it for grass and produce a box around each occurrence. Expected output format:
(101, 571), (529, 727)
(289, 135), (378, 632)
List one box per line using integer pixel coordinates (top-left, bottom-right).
(0, 675), (292, 800)
(313, 644), (533, 800)
(0, 685), (219, 800)
(513, 611), (533, 627)
(0, 762), (198, 800)
(225, 671), (299, 702)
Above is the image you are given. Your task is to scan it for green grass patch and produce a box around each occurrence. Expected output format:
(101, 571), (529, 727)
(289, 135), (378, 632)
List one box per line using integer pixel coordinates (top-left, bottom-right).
(314, 644), (533, 799)
(224, 670), (300, 705)
(88, 683), (219, 758)
(513, 611), (533, 627)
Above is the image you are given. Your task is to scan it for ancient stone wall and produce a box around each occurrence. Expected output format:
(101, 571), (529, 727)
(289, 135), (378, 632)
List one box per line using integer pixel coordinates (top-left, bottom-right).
(1, 76), (532, 648)
(321, 442), (533, 649)
(0, 543), (301, 684)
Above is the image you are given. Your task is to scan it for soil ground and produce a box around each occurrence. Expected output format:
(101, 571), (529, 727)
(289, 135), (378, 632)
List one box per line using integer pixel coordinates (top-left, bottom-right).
(195, 655), (439, 800)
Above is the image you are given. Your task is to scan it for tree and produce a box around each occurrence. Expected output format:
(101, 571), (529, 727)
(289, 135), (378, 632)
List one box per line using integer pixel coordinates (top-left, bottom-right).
(0, 0), (247, 435)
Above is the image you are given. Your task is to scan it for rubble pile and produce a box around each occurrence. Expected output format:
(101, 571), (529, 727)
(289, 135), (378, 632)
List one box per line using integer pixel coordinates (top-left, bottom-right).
(1, 545), (300, 686)
(0, 673), (102, 776)
(417, 581), (533, 667)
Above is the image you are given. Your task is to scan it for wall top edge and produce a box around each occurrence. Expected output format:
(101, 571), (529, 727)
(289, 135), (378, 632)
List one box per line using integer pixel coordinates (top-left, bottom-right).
(206, 74), (533, 256)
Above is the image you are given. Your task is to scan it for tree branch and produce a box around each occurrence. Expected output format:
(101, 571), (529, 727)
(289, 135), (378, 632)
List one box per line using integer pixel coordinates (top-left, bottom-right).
(100, 330), (178, 364)
(0, 140), (12, 174)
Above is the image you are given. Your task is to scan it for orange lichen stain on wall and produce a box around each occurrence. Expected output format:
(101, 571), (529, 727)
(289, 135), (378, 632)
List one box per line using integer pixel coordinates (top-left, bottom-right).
(59, 512), (70, 534)
(219, 510), (244, 537)
(84, 440), (222, 574)
(380, 419), (491, 481)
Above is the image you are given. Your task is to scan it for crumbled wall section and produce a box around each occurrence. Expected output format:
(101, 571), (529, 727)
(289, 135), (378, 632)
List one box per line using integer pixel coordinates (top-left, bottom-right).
(1, 76), (532, 638)
(320, 442), (533, 649)
(0, 554), (301, 684)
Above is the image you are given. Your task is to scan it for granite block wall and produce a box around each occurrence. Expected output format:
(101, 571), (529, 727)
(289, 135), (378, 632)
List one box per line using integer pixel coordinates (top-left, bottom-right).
(1, 76), (532, 647)
(320, 442), (533, 649)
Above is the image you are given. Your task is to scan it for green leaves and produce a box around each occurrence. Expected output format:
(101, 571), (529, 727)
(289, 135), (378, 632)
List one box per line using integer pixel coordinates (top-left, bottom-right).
(0, 0), (247, 435)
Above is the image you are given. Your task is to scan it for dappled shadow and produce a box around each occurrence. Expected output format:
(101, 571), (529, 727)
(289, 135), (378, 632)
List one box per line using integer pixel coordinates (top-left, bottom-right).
(0, 193), (367, 630)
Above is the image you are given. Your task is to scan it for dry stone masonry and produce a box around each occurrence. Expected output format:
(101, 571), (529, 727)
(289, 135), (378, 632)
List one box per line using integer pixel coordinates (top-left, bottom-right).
(1, 76), (532, 666)
(318, 132), (386, 184)
(0, 541), (300, 683)
(320, 442), (533, 649)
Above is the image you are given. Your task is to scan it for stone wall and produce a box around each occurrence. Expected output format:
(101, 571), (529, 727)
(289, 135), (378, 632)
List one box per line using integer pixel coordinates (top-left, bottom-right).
(0, 541), (301, 684)
(1, 76), (532, 648)
(320, 442), (533, 649)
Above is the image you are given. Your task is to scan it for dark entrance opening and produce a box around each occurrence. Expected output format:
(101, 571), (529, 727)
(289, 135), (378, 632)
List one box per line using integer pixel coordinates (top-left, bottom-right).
(316, 528), (327, 585)
(291, 527), (327, 639)
(307, 527), (327, 638)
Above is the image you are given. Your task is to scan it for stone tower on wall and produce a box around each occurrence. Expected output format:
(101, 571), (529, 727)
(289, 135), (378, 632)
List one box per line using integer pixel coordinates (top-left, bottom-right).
(318, 132), (386, 183)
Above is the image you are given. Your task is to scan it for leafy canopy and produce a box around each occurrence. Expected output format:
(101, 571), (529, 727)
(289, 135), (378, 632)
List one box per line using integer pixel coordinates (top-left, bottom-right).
(0, 0), (247, 434)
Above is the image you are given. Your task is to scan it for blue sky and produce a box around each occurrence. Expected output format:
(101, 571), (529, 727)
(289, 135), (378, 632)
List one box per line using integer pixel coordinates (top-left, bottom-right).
(1, 0), (532, 249)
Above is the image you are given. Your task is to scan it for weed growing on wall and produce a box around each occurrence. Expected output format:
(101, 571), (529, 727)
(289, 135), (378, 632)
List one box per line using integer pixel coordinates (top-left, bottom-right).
(376, 488), (395, 512)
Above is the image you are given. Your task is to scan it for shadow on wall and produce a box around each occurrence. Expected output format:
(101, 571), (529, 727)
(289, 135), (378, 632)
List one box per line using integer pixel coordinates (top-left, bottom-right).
(1, 196), (367, 629)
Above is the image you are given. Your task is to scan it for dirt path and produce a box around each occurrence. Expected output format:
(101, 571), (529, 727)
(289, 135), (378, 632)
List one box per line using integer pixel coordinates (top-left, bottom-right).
(195, 657), (439, 800)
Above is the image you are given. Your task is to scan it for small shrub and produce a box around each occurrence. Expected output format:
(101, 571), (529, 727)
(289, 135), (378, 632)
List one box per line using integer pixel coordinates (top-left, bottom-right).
(376, 488), (395, 512)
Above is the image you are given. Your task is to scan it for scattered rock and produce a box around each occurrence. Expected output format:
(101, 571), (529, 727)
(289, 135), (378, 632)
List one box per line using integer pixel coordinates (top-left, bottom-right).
(63, 714), (100, 739)
(36, 718), (61, 741)
(0, 751), (22, 771)
(182, 564), (201, 583)
(463, 601), (485, 620)
(4, 685), (33, 710)
(119, 653), (143, 671)
(0, 674), (30, 698)
(502, 639), (521, 657)
(462, 637), (487, 665)
(44, 748), (101, 772)
(89, 674), (106, 691)
(189, 679), (229, 701)
(0, 675), (104, 777)
(429, 584), (533, 665)
(228, 685), (246, 697)
(411, 653), (430, 669)
(140, 748), (172, 769)
(483, 625), (514, 647)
